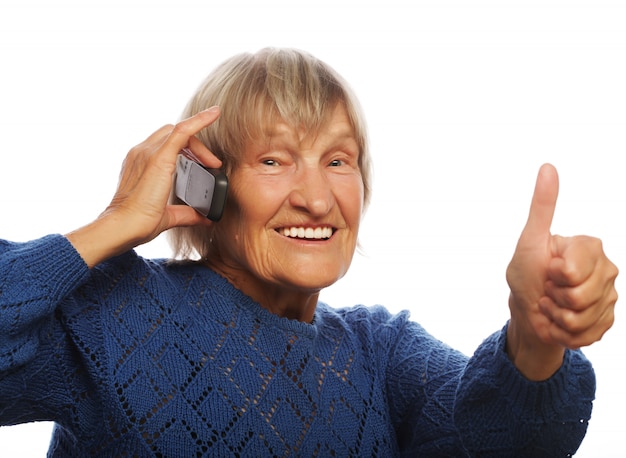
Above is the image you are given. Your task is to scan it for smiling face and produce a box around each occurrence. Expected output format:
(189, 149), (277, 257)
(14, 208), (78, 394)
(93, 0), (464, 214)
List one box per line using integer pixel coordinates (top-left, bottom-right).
(206, 103), (364, 319)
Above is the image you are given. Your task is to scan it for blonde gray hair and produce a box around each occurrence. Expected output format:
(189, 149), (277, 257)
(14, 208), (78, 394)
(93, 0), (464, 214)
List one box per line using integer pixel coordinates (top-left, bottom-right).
(169, 47), (371, 259)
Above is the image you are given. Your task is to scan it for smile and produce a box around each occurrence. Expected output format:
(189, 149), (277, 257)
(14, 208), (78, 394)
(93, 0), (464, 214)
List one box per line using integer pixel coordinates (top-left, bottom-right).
(279, 226), (334, 240)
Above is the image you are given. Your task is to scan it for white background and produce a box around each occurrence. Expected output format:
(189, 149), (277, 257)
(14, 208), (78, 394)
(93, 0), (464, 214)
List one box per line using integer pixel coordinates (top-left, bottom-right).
(1, 0), (624, 456)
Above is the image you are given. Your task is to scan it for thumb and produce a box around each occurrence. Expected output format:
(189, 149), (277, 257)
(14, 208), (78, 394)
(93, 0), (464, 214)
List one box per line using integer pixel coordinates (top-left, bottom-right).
(521, 163), (559, 240)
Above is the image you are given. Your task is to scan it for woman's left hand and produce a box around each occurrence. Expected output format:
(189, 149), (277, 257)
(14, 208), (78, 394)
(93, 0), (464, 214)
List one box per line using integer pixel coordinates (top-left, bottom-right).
(505, 164), (618, 380)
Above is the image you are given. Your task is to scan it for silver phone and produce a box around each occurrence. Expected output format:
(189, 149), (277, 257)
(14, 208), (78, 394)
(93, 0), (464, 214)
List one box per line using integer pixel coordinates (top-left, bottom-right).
(174, 149), (228, 221)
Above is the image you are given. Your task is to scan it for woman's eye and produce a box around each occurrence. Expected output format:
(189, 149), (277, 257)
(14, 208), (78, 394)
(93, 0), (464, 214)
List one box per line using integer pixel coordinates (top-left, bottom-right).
(262, 159), (279, 166)
(329, 159), (343, 167)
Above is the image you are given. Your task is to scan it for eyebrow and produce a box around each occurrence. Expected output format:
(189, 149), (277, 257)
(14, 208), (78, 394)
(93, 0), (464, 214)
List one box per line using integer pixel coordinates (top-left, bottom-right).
(263, 121), (357, 144)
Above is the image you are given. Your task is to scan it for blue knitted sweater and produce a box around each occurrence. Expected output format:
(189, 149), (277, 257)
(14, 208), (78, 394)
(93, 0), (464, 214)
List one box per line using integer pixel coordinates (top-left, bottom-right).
(0, 235), (594, 457)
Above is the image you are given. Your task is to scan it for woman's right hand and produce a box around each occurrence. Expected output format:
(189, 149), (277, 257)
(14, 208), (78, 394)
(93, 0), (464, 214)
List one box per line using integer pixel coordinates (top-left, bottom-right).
(66, 107), (222, 268)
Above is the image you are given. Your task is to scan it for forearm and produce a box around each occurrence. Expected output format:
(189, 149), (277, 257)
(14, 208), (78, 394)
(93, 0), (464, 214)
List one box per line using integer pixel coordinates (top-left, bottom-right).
(456, 324), (595, 456)
(0, 235), (89, 371)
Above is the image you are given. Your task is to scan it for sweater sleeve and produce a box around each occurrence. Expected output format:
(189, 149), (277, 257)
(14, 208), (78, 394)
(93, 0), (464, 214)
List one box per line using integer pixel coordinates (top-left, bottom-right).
(453, 323), (594, 457)
(0, 235), (90, 424)
(384, 313), (594, 456)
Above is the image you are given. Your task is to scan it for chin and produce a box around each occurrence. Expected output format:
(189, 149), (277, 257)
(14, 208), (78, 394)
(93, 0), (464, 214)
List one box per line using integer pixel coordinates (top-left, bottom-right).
(270, 255), (352, 291)
(283, 269), (346, 292)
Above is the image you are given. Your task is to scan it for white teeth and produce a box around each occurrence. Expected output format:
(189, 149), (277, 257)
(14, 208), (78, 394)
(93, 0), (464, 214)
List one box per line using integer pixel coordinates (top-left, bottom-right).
(281, 227), (333, 240)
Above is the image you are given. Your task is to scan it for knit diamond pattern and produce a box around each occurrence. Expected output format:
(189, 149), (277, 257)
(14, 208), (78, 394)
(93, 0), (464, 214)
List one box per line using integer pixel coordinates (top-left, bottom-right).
(0, 236), (596, 457)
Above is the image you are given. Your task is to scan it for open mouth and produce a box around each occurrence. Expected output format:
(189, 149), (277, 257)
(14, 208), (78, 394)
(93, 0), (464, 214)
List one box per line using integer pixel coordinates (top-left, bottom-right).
(278, 226), (334, 240)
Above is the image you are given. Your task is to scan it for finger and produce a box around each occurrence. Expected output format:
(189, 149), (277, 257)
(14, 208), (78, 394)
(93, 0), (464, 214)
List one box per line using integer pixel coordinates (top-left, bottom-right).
(545, 278), (604, 312)
(187, 135), (223, 169)
(156, 106), (221, 162)
(539, 294), (606, 334)
(164, 204), (215, 230)
(520, 163), (559, 241)
(549, 260), (617, 311)
(548, 235), (601, 287)
(541, 299), (615, 349)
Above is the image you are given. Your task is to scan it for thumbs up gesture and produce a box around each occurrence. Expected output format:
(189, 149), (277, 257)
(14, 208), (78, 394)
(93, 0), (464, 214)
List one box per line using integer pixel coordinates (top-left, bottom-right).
(505, 164), (618, 380)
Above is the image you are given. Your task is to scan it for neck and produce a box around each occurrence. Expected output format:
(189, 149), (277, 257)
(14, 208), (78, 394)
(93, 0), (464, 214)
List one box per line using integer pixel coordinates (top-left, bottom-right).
(203, 259), (320, 323)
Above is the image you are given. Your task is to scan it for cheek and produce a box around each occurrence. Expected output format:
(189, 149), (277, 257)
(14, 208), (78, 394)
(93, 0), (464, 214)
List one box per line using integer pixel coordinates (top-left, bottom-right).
(215, 180), (280, 252)
(230, 172), (291, 222)
(337, 177), (365, 225)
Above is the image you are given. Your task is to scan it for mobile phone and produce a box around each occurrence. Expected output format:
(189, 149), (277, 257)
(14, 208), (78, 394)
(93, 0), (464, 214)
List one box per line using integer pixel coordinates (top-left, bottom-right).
(174, 148), (228, 221)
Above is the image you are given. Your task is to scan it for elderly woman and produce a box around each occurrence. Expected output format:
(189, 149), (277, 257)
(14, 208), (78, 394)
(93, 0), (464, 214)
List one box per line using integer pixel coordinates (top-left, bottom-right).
(0, 48), (617, 456)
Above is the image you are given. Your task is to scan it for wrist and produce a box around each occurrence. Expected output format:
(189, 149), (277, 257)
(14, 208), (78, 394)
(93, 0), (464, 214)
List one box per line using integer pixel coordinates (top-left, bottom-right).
(506, 306), (566, 381)
(65, 212), (144, 268)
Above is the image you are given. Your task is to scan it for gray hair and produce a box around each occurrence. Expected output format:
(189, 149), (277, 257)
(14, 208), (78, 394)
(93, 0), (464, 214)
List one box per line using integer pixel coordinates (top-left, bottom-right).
(169, 47), (371, 260)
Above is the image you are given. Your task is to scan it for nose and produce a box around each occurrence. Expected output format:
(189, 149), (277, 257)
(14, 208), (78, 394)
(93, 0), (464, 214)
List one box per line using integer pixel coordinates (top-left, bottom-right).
(288, 165), (334, 216)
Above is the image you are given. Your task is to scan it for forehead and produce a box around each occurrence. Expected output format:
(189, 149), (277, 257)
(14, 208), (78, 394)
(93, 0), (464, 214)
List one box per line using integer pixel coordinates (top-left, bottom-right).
(260, 104), (356, 143)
